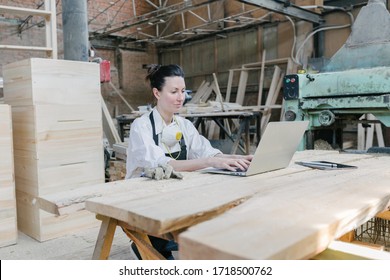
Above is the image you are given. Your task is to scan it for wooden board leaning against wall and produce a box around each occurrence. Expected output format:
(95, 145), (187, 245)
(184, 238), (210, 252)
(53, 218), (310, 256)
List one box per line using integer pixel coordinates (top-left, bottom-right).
(0, 104), (17, 248)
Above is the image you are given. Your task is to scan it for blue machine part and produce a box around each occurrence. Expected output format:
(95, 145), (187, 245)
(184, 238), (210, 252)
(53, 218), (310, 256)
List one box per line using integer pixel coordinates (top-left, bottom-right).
(283, 0), (390, 149)
(283, 67), (390, 128)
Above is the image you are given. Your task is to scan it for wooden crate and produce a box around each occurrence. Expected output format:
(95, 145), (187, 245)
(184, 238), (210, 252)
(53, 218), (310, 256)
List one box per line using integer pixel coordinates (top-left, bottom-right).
(3, 58), (104, 241)
(0, 105), (17, 247)
(3, 58), (100, 106)
(11, 105), (104, 196)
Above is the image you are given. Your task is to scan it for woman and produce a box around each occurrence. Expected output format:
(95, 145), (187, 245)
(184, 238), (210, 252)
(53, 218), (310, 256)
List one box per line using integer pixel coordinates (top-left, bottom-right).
(126, 64), (252, 179)
(126, 64), (253, 259)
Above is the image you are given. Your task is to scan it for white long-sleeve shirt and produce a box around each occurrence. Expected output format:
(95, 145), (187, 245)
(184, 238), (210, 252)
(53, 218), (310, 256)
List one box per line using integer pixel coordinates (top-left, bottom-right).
(125, 108), (222, 178)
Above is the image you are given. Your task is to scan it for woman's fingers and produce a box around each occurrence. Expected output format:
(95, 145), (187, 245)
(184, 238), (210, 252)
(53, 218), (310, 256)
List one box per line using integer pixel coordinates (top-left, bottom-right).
(212, 157), (252, 171)
(227, 158), (250, 171)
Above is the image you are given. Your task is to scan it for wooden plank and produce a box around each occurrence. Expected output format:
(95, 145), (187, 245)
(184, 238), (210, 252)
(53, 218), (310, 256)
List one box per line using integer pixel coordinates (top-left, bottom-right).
(350, 240), (384, 251)
(45, 0), (57, 59)
(38, 170), (254, 216)
(108, 81), (135, 112)
(375, 123), (385, 147)
(200, 81), (215, 103)
(188, 81), (208, 104)
(242, 57), (290, 68)
(0, 4), (51, 17)
(376, 210), (390, 220)
(359, 114), (385, 150)
(365, 114), (375, 149)
(286, 57), (297, 75)
(211, 72), (232, 137)
(178, 154), (390, 259)
(16, 189), (99, 242)
(235, 69), (248, 105)
(225, 70), (234, 102)
(257, 49), (266, 106)
(0, 105), (17, 247)
(212, 73), (225, 111)
(0, 218), (17, 248)
(102, 96), (121, 147)
(0, 45), (52, 52)
(358, 115), (366, 150)
(366, 114), (385, 149)
(313, 241), (390, 260)
(260, 66), (283, 134)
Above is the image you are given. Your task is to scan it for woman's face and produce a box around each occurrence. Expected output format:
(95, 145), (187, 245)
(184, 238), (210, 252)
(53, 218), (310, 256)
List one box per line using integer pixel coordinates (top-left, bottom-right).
(153, 76), (186, 114)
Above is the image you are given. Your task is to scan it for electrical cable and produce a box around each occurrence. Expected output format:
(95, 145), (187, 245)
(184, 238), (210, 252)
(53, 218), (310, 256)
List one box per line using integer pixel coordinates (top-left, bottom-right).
(294, 23), (352, 66)
(285, 16), (300, 66)
(293, 5), (355, 66)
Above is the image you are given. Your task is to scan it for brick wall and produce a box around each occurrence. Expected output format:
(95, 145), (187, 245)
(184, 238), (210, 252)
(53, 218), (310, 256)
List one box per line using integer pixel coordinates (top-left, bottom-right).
(0, 0), (158, 113)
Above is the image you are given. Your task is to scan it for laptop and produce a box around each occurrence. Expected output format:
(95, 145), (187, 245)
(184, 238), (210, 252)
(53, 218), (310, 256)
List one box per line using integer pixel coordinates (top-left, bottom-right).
(202, 121), (309, 176)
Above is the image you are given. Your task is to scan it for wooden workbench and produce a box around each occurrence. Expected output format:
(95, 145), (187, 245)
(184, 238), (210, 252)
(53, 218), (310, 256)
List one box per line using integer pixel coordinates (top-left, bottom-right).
(38, 150), (390, 259)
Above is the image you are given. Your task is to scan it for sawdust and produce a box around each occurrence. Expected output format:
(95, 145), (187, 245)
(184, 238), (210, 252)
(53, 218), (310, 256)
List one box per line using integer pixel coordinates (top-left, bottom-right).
(314, 139), (334, 150)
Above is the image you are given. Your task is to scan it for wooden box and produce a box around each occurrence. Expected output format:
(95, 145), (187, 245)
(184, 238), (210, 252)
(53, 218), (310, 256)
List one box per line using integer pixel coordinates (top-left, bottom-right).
(3, 58), (104, 241)
(3, 58), (100, 106)
(0, 104), (17, 247)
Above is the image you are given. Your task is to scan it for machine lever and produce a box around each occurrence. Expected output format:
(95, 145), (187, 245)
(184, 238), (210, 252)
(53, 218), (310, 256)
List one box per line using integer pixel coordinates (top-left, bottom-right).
(306, 74), (315, 82)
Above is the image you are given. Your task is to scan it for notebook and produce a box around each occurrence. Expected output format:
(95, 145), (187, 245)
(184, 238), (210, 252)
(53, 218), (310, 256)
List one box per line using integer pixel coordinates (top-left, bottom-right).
(202, 121), (309, 176)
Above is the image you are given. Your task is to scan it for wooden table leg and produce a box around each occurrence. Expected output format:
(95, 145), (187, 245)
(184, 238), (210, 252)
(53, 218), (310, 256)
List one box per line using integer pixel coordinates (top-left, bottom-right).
(244, 118), (250, 154)
(122, 228), (165, 260)
(231, 120), (246, 154)
(92, 216), (117, 260)
(338, 230), (355, 242)
(91, 215), (168, 260)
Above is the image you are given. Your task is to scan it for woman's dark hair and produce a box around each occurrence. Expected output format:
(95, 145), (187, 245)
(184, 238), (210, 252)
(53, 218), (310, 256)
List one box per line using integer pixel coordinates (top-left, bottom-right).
(145, 64), (185, 91)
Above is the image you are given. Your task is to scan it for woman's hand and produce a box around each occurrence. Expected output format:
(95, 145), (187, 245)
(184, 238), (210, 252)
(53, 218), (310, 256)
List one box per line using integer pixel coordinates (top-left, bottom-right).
(211, 154), (253, 171)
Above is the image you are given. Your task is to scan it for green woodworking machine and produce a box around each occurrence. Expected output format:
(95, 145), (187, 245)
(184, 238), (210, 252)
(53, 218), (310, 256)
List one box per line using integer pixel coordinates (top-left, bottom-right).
(283, 0), (390, 149)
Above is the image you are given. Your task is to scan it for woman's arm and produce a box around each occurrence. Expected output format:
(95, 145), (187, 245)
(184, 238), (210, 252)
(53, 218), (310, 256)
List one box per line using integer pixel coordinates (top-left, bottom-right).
(169, 117), (253, 172)
(168, 153), (253, 172)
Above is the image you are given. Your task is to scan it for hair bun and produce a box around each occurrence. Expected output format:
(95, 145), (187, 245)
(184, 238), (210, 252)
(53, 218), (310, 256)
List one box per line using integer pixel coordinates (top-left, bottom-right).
(147, 64), (161, 76)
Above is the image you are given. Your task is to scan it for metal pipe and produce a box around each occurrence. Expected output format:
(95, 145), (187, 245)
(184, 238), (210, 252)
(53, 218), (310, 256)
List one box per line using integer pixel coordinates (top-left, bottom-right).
(61, 0), (89, 61)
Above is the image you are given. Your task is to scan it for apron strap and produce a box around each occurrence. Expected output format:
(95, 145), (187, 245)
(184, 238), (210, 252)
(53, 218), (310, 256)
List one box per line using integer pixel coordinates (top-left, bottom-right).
(149, 111), (187, 159)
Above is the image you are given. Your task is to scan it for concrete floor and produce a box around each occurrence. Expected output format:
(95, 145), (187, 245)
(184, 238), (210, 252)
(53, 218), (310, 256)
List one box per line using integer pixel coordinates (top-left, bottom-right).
(0, 226), (135, 260)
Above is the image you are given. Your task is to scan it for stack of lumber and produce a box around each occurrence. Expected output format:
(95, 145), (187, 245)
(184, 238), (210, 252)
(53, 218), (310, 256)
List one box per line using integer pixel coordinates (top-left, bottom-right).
(3, 58), (104, 241)
(106, 160), (126, 182)
(0, 104), (17, 247)
(187, 80), (215, 105)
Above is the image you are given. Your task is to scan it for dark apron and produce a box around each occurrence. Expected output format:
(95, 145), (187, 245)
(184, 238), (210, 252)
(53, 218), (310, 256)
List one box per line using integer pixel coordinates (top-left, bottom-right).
(142, 112), (182, 258)
(149, 112), (187, 160)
